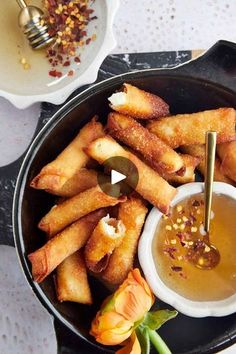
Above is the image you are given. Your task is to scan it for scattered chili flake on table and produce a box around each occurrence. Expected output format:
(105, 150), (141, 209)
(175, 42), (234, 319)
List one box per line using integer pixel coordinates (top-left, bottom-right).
(43, 0), (97, 78)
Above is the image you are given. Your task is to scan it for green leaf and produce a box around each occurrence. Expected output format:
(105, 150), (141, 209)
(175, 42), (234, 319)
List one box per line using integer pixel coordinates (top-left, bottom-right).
(142, 309), (178, 331)
(136, 326), (150, 354)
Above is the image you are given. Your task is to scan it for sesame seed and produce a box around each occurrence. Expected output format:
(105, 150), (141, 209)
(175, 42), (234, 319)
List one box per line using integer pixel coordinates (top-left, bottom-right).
(166, 225), (172, 231)
(191, 226), (198, 233)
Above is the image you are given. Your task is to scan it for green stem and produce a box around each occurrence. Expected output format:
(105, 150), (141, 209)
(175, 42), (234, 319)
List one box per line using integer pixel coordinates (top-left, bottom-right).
(147, 329), (172, 354)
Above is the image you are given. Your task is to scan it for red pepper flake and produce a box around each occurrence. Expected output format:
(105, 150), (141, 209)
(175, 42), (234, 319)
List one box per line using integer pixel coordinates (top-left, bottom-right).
(57, 54), (63, 62)
(176, 232), (191, 241)
(192, 200), (200, 207)
(43, 0), (97, 76)
(164, 247), (177, 260)
(185, 219), (193, 226)
(48, 49), (56, 57)
(74, 56), (80, 63)
(67, 70), (74, 77)
(171, 266), (182, 272)
(63, 60), (70, 67)
(179, 272), (187, 279)
(190, 213), (196, 222)
(86, 38), (91, 45)
(49, 70), (62, 78)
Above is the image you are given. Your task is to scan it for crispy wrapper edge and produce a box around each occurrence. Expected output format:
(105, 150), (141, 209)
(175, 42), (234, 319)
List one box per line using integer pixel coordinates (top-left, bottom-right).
(30, 117), (104, 192)
(28, 209), (106, 282)
(85, 216), (125, 273)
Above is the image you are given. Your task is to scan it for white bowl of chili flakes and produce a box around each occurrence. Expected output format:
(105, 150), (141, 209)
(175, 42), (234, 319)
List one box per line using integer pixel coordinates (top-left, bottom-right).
(0, 0), (119, 109)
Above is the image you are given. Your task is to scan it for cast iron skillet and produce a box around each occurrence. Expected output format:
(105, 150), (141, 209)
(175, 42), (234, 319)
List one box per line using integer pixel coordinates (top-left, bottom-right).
(13, 40), (236, 354)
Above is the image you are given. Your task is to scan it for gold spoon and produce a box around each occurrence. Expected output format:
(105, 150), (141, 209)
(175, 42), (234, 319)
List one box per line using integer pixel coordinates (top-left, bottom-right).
(17, 0), (54, 50)
(188, 131), (220, 270)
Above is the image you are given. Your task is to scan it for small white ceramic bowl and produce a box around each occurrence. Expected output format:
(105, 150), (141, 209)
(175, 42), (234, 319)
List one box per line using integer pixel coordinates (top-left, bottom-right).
(0, 0), (119, 109)
(138, 182), (236, 318)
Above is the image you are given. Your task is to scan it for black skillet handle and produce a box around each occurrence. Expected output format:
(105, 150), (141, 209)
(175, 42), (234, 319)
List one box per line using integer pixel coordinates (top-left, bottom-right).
(0, 104), (58, 247)
(54, 319), (110, 354)
(174, 40), (236, 92)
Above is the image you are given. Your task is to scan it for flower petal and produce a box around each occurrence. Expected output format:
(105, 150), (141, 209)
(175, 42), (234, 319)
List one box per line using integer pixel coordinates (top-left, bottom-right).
(116, 332), (141, 354)
(115, 284), (153, 322)
(90, 311), (133, 345)
(96, 326), (133, 346)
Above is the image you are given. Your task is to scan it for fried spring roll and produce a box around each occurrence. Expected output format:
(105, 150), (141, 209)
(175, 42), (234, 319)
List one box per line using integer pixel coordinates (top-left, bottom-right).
(56, 251), (92, 304)
(182, 144), (234, 184)
(147, 108), (236, 148)
(85, 136), (176, 214)
(38, 185), (126, 236)
(162, 154), (200, 184)
(28, 210), (105, 283)
(102, 197), (148, 287)
(108, 83), (169, 119)
(31, 117), (104, 193)
(107, 112), (184, 174)
(85, 214), (126, 273)
(217, 141), (236, 182)
(48, 168), (98, 197)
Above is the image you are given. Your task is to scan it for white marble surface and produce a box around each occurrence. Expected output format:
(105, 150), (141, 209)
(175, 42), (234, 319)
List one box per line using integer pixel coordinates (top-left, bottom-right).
(0, 0), (235, 353)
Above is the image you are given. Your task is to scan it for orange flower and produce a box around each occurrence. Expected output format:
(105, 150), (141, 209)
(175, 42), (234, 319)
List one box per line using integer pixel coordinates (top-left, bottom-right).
(90, 310), (133, 345)
(90, 269), (154, 348)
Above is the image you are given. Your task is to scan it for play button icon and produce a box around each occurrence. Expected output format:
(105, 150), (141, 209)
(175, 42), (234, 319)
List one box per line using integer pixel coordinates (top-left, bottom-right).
(111, 170), (126, 185)
(97, 156), (139, 198)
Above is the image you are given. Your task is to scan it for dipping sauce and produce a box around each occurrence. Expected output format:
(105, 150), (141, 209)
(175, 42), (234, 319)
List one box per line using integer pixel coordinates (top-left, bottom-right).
(153, 193), (236, 301)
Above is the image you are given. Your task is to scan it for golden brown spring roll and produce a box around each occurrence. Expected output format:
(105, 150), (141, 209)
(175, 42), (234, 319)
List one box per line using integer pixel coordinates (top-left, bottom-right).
(85, 214), (126, 273)
(182, 144), (234, 184)
(107, 112), (184, 175)
(56, 251), (92, 304)
(48, 168), (98, 197)
(38, 185), (126, 236)
(31, 117), (104, 193)
(108, 83), (169, 119)
(85, 136), (176, 214)
(217, 141), (236, 182)
(147, 108), (236, 148)
(162, 154), (200, 184)
(28, 209), (106, 283)
(102, 197), (148, 287)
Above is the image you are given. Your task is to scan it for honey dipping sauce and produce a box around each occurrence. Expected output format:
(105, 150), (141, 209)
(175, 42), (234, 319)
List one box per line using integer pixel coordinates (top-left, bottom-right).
(153, 193), (236, 301)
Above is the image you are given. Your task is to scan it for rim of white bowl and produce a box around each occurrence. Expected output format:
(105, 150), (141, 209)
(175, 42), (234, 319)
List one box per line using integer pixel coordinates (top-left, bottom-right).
(138, 182), (236, 318)
(0, 0), (120, 109)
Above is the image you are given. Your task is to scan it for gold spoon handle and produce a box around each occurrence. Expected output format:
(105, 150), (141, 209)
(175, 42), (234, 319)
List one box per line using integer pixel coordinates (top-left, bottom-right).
(204, 131), (217, 233)
(16, 0), (27, 9)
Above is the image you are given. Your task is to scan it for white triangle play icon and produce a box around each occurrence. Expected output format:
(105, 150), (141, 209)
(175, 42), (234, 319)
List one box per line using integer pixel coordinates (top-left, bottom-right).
(111, 170), (126, 185)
